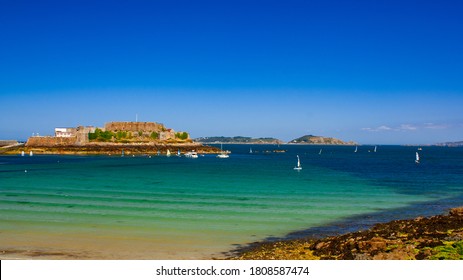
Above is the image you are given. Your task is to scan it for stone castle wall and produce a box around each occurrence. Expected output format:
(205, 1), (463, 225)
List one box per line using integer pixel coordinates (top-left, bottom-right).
(105, 122), (165, 133)
(26, 136), (77, 147)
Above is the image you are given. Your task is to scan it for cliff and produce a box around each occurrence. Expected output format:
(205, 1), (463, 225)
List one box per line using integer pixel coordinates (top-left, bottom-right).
(289, 135), (357, 145)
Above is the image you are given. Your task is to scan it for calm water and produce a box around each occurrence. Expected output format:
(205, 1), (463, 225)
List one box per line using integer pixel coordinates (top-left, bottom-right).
(1, 145), (462, 259)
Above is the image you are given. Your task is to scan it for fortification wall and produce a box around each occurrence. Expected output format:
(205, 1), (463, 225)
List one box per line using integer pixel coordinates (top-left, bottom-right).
(105, 122), (165, 132)
(0, 140), (18, 147)
(26, 136), (77, 147)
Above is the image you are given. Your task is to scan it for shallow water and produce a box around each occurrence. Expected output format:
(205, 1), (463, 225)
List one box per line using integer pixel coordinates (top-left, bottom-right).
(1, 145), (462, 259)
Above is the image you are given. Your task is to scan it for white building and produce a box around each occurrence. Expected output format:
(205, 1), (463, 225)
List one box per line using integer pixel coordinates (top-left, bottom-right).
(55, 128), (76, 138)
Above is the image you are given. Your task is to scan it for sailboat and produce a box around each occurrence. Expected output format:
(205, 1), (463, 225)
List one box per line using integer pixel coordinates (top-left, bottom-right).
(177, 149), (181, 157)
(21, 151), (25, 157)
(374, 146), (377, 153)
(249, 147), (253, 154)
(294, 155), (302, 170)
(217, 143), (229, 158)
(319, 149), (322, 155)
(166, 149), (171, 157)
(354, 146), (358, 153)
(29, 151), (33, 156)
(415, 152), (420, 164)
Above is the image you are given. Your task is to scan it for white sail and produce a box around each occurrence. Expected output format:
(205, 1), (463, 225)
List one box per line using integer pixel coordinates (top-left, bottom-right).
(21, 151), (25, 156)
(354, 146), (358, 153)
(319, 149), (322, 155)
(374, 146), (377, 152)
(294, 155), (302, 170)
(166, 149), (171, 156)
(29, 151), (33, 156)
(415, 152), (420, 163)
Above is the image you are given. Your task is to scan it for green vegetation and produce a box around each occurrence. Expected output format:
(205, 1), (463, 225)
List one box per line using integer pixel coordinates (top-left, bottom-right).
(175, 132), (189, 140)
(115, 131), (128, 140)
(429, 241), (463, 260)
(88, 128), (114, 142)
(150, 132), (159, 139)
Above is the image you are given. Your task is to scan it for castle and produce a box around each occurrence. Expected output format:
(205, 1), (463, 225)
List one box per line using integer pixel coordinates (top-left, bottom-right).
(27, 121), (190, 147)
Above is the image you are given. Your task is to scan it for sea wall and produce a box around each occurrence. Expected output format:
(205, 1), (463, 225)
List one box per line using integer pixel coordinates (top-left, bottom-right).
(26, 136), (77, 147)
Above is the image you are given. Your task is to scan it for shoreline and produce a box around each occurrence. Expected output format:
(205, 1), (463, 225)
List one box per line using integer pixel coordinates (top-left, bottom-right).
(0, 142), (220, 156)
(229, 206), (463, 260)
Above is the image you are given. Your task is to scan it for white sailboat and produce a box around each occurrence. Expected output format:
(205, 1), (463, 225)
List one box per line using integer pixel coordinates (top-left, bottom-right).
(29, 151), (33, 156)
(217, 143), (229, 158)
(415, 152), (420, 164)
(374, 146), (377, 153)
(177, 149), (181, 157)
(294, 155), (302, 170)
(166, 149), (171, 157)
(21, 151), (25, 157)
(319, 149), (322, 155)
(249, 147), (253, 154)
(354, 146), (358, 153)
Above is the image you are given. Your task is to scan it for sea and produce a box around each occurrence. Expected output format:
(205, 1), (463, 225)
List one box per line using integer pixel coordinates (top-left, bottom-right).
(1, 144), (462, 259)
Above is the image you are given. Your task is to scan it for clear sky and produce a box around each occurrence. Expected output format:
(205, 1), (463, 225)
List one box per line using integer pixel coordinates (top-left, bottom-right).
(1, 0), (462, 144)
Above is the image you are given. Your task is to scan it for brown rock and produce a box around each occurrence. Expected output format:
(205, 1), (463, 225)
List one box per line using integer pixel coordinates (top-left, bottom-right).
(449, 207), (463, 217)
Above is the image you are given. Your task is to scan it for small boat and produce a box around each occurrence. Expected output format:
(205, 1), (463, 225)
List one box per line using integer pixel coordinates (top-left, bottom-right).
(121, 149), (124, 157)
(177, 149), (181, 157)
(185, 151), (198, 158)
(374, 146), (377, 153)
(354, 146), (358, 153)
(21, 151), (25, 157)
(294, 155), (302, 170)
(249, 147), (253, 154)
(29, 151), (33, 156)
(166, 149), (171, 157)
(319, 149), (322, 155)
(217, 143), (229, 158)
(415, 152), (420, 164)
(217, 152), (229, 158)
(418, 147), (422, 151)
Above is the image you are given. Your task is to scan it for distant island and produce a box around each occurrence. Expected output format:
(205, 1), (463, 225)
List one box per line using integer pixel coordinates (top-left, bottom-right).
(288, 135), (357, 145)
(195, 136), (283, 144)
(435, 141), (463, 147)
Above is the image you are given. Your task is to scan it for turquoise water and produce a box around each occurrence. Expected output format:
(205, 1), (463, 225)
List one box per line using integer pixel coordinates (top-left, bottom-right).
(1, 145), (462, 259)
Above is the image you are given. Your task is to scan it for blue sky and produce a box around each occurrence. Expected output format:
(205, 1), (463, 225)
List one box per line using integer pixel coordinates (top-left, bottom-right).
(1, 0), (462, 144)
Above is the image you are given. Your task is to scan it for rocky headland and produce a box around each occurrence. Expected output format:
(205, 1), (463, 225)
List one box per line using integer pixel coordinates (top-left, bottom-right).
(289, 135), (357, 145)
(231, 207), (463, 260)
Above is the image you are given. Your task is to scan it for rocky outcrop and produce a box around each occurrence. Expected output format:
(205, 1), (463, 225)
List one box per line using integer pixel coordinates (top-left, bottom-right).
(289, 135), (357, 145)
(231, 207), (463, 260)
